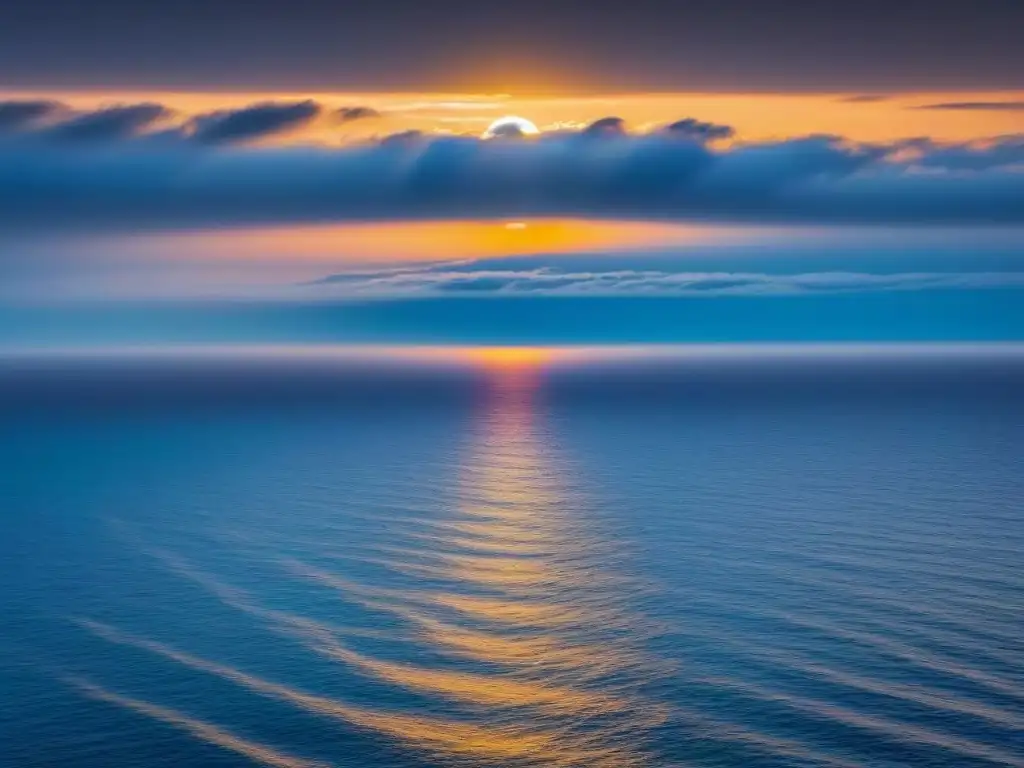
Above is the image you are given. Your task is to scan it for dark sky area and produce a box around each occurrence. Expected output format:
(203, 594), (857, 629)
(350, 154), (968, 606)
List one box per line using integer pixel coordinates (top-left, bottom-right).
(1, 0), (1023, 92)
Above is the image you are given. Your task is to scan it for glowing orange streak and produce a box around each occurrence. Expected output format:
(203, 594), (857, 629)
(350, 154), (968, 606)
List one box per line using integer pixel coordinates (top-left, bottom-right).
(71, 619), (653, 767)
(305, 629), (634, 714)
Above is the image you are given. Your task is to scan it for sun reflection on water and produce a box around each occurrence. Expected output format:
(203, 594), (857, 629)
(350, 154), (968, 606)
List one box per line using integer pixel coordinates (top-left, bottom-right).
(285, 355), (669, 764)
(69, 350), (667, 767)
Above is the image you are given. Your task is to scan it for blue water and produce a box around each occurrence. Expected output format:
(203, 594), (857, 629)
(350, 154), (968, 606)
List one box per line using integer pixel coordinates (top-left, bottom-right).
(2, 346), (1023, 767)
(5, 291), (1024, 347)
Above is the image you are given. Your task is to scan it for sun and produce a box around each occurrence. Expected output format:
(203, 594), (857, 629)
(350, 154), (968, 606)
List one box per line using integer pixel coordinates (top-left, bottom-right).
(482, 116), (540, 139)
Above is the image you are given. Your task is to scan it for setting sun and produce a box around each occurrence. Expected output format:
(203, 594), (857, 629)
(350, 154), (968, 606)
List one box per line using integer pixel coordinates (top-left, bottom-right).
(482, 115), (540, 139)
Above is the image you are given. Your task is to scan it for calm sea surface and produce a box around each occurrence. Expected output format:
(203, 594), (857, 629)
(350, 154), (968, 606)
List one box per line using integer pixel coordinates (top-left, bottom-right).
(2, 346), (1023, 767)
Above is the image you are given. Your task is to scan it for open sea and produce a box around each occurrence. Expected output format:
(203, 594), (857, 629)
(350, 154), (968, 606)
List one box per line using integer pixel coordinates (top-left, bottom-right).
(2, 345), (1023, 768)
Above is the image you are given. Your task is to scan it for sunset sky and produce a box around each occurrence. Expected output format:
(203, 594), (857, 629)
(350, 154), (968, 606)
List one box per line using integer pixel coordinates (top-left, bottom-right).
(3, 89), (1024, 144)
(3, 0), (1024, 143)
(2, 0), (1023, 343)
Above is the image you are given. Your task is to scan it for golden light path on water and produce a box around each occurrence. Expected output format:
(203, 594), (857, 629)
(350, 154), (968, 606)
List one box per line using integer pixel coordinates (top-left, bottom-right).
(69, 346), (670, 767)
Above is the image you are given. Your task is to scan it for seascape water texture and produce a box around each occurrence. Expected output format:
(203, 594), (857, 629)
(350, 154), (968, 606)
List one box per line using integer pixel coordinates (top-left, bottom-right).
(2, 346), (1023, 767)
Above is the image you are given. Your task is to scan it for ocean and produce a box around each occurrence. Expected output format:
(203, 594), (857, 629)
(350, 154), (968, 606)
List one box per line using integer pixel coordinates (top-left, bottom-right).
(2, 345), (1023, 767)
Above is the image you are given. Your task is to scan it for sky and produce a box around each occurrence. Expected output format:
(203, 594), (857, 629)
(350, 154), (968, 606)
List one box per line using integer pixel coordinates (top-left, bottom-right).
(3, 90), (1024, 145)
(1, 1), (1023, 345)
(2, 0), (1023, 92)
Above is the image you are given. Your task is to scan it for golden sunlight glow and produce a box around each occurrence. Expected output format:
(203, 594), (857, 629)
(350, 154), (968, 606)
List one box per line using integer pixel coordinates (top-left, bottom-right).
(463, 346), (557, 370)
(133, 218), (747, 265)
(482, 115), (541, 138)
(7, 88), (1024, 144)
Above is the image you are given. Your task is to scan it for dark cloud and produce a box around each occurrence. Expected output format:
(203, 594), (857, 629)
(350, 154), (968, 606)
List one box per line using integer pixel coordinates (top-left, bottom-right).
(488, 123), (527, 139)
(0, 99), (66, 131)
(912, 101), (1024, 112)
(583, 116), (627, 137)
(838, 94), (889, 103)
(662, 118), (735, 142)
(190, 100), (321, 144)
(336, 106), (381, 123)
(2, 113), (1024, 230)
(380, 129), (426, 146)
(43, 103), (169, 142)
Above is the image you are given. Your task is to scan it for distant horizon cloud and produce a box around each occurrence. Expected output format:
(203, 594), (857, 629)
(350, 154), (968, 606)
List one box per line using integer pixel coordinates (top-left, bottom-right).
(912, 101), (1024, 112)
(336, 106), (381, 123)
(1, 98), (1024, 231)
(306, 257), (1024, 298)
(837, 94), (890, 103)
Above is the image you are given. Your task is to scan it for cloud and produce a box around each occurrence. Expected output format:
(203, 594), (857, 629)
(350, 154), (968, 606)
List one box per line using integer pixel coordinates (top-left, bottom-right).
(306, 255), (1024, 297)
(393, 99), (506, 113)
(838, 94), (889, 103)
(42, 103), (170, 142)
(488, 122), (528, 139)
(582, 116), (628, 137)
(890, 136), (1024, 171)
(662, 118), (735, 142)
(380, 129), (426, 146)
(190, 100), (321, 144)
(1, 103), (1024, 230)
(0, 99), (65, 131)
(336, 106), (381, 123)
(912, 101), (1024, 111)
